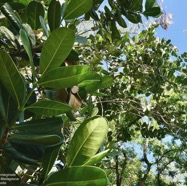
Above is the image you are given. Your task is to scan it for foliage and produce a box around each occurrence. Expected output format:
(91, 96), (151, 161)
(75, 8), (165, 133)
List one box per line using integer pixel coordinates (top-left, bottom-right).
(0, 0), (186, 186)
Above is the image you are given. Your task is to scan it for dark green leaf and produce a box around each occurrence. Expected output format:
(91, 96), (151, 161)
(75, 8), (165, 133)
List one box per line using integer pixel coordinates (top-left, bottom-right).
(40, 27), (75, 75)
(125, 12), (142, 23)
(39, 66), (90, 88)
(145, 0), (156, 10)
(143, 6), (161, 17)
(27, 1), (45, 29)
(130, 0), (143, 11)
(26, 100), (71, 116)
(0, 50), (25, 109)
(48, 0), (61, 32)
(45, 166), (107, 186)
(12, 118), (63, 134)
(67, 116), (108, 166)
(64, 0), (93, 20)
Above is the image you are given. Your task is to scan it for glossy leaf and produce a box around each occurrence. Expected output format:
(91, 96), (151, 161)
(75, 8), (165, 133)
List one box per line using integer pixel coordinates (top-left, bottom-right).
(40, 27), (75, 75)
(48, 0), (61, 32)
(45, 166), (107, 186)
(64, 0), (93, 20)
(42, 144), (62, 178)
(67, 116), (108, 166)
(12, 118), (63, 134)
(1, 3), (23, 31)
(27, 1), (44, 29)
(83, 149), (110, 166)
(39, 66), (90, 88)
(26, 100), (71, 116)
(145, 0), (156, 10)
(0, 50), (25, 109)
(10, 133), (61, 146)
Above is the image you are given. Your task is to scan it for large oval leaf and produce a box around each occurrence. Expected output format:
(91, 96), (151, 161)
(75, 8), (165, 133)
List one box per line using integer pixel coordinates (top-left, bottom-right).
(0, 50), (25, 109)
(67, 116), (108, 166)
(12, 118), (63, 134)
(45, 166), (107, 186)
(48, 0), (61, 32)
(27, 1), (44, 29)
(39, 66), (90, 88)
(26, 100), (71, 116)
(64, 0), (93, 20)
(40, 27), (75, 75)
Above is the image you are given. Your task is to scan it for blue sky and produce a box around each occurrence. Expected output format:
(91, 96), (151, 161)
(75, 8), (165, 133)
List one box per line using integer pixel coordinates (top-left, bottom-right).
(156, 0), (187, 53)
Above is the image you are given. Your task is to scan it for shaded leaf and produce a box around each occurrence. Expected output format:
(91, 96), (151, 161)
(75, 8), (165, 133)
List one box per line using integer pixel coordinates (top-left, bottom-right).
(45, 166), (107, 186)
(40, 27), (75, 75)
(0, 50), (25, 109)
(48, 0), (61, 32)
(99, 76), (113, 89)
(143, 6), (161, 17)
(67, 116), (108, 166)
(145, 0), (156, 10)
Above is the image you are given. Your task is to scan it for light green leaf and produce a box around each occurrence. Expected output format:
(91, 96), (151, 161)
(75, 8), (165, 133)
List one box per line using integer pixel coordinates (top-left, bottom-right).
(64, 0), (93, 20)
(67, 116), (108, 166)
(99, 75), (113, 89)
(12, 118), (63, 134)
(0, 50), (25, 109)
(27, 1), (44, 29)
(26, 100), (71, 116)
(45, 166), (107, 186)
(42, 144), (62, 178)
(48, 0), (61, 32)
(83, 149), (110, 166)
(40, 27), (75, 75)
(39, 66), (90, 88)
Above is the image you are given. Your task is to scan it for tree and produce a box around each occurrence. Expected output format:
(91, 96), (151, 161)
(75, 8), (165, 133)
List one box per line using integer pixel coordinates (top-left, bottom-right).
(1, 0), (186, 186)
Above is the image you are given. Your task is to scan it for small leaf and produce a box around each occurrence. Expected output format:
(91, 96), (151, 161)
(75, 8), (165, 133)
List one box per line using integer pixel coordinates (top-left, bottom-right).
(27, 1), (44, 29)
(0, 50), (25, 109)
(99, 76), (113, 89)
(84, 149), (110, 165)
(12, 118), (63, 134)
(48, 0), (61, 32)
(39, 16), (49, 37)
(40, 27), (75, 75)
(67, 116), (108, 166)
(64, 0), (93, 20)
(44, 166), (107, 186)
(26, 100), (71, 116)
(39, 66), (90, 88)
(75, 35), (87, 44)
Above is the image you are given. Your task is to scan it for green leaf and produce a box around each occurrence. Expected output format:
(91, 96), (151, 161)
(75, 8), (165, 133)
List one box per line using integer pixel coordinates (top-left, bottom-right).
(0, 50), (25, 109)
(78, 73), (102, 93)
(40, 27), (75, 75)
(10, 133), (61, 146)
(39, 16), (49, 37)
(99, 76), (113, 89)
(145, 0), (156, 10)
(12, 118), (63, 134)
(42, 144), (62, 178)
(27, 1), (44, 29)
(125, 12), (142, 23)
(67, 116), (108, 166)
(22, 23), (36, 46)
(39, 66), (90, 88)
(26, 100), (71, 116)
(48, 0), (61, 32)
(45, 166), (107, 186)
(83, 149), (110, 166)
(75, 35), (87, 44)
(1, 3), (23, 31)
(20, 29), (36, 80)
(129, 0), (143, 11)
(143, 6), (161, 17)
(64, 0), (93, 20)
